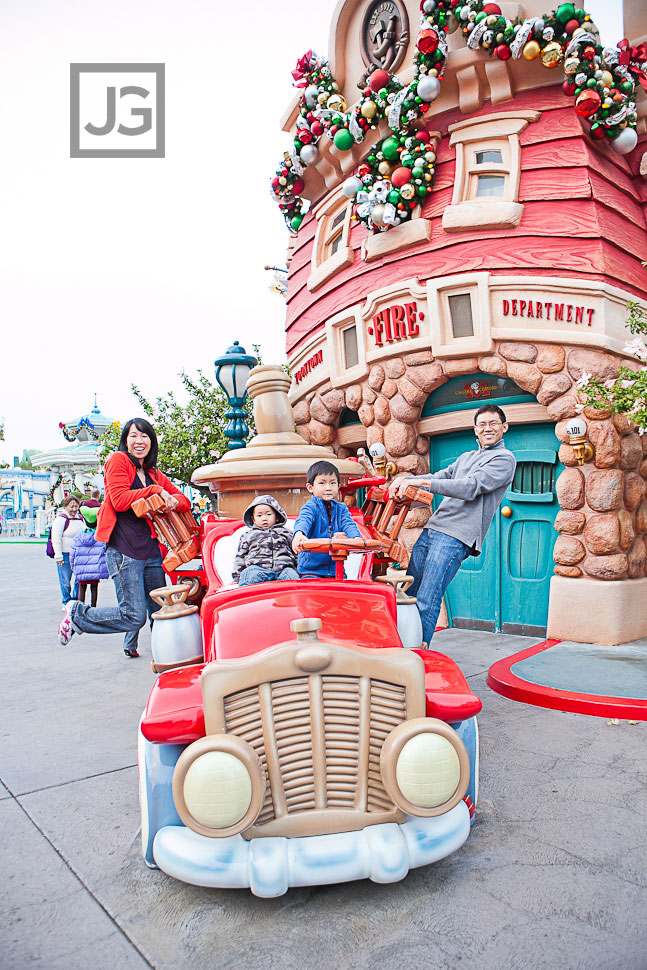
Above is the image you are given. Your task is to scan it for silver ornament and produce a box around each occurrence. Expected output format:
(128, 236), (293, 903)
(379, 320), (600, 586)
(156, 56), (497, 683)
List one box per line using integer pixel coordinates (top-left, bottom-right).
(423, 0), (436, 11)
(610, 127), (637, 155)
(342, 175), (362, 199)
(575, 72), (587, 86)
(542, 26), (554, 41)
(417, 74), (441, 101)
(304, 85), (319, 108)
(299, 144), (319, 165)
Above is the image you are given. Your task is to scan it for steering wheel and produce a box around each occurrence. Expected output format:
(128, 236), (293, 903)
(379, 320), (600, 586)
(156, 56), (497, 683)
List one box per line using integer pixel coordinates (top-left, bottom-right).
(300, 537), (383, 580)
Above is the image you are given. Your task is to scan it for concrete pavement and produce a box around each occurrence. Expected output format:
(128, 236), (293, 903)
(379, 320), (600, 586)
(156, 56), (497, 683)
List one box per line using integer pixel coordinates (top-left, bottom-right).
(1, 545), (646, 970)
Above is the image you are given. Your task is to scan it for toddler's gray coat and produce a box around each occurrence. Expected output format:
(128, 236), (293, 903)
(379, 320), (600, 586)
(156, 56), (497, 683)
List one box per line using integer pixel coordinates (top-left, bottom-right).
(232, 494), (297, 582)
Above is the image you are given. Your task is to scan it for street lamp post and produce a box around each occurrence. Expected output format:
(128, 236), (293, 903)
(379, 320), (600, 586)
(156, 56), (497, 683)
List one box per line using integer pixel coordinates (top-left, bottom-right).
(214, 341), (258, 450)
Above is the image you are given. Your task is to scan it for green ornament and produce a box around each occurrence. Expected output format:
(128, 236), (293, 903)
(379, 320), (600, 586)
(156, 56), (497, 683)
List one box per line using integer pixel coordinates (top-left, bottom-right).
(555, 3), (575, 24)
(294, 139), (302, 151)
(290, 215), (303, 231)
(378, 87), (389, 99)
(586, 78), (597, 88)
(434, 49), (444, 63)
(400, 153), (414, 167)
(621, 80), (633, 94)
(333, 128), (354, 151)
(382, 137), (401, 161)
(475, 11), (487, 23)
(367, 154), (377, 165)
(387, 190), (400, 205)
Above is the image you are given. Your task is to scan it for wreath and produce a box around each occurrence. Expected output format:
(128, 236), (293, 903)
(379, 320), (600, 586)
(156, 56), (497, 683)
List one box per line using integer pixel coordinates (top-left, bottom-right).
(272, 1), (643, 233)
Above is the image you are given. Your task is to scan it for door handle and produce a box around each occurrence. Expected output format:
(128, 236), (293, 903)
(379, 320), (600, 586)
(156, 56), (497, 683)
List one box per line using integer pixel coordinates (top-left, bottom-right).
(501, 506), (512, 518)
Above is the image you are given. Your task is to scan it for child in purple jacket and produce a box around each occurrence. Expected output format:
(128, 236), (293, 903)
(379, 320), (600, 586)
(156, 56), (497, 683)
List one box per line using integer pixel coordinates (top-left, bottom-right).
(69, 506), (109, 607)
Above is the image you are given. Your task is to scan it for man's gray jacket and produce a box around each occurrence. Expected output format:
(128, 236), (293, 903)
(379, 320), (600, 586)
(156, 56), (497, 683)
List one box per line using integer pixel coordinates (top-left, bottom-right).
(409, 439), (516, 554)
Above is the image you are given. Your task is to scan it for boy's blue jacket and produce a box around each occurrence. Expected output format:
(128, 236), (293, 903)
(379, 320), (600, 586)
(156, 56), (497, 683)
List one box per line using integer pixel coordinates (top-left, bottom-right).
(293, 496), (361, 577)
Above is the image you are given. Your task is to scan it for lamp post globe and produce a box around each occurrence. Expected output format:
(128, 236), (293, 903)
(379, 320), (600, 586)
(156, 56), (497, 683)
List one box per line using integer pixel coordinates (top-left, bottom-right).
(214, 341), (258, 450)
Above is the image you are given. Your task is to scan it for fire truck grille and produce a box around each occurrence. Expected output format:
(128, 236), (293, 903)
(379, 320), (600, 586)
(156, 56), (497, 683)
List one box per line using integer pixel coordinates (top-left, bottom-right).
(223, 674), (407, 825)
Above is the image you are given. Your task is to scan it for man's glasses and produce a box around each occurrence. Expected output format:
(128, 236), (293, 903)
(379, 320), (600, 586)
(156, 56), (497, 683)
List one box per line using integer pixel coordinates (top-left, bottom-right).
(475, 420), (503, 429)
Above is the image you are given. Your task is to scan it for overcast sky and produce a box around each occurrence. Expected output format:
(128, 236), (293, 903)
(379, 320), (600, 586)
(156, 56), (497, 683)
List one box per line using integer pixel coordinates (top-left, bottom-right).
(0, 0), (623, 463)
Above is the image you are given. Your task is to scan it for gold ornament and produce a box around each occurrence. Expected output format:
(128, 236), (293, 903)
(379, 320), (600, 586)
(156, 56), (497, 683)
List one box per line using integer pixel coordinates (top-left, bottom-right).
(361, 100), (378, 120)
(600, 70), (613, 87)
(377, 161), (392, 176)
(572, 26), (586, 37)
(563, 55), (580, 74)
(317, 92), (328, 104)
(371, 203), (386, 227)
(327, 94), (347, 112)
(400, 183), (415, 200)
(425, 151), (436, 163)
(541, 41), (563, 68)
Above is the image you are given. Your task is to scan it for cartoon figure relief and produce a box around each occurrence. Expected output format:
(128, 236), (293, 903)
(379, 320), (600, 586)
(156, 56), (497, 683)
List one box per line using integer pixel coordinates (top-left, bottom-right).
(138, 364), (481, 896)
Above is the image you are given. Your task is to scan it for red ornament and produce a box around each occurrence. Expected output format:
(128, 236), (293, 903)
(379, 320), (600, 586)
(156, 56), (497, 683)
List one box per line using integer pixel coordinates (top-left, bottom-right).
(589, 123), (606, 139)
(297, 129), (313, 144)
(564, 18), (579, 35)
(483, 2), (502, 13)
(420, 102), (430, 114)
(582, 46), (596, 60)
(292, 178), (305, 194)
(368, 69), (391, 92)
(562, 80), (576, 95)
(494, 44), (511, 60)
(357, 163), (371, 178)
(391, 166), (413, 188)
(330, 125), (338, 135)
(311, 121), (324, 136)
(417, 29), (439, 54)
(575, 89), (601, 117)
(415, 130), (430, 143)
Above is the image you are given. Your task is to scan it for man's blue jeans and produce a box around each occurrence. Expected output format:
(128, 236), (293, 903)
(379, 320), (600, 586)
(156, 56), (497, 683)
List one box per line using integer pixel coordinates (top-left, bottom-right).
(408, 529), (471, 645)
(56, 553), (79, 605)
(70, 548), (166, 653)
(238, 566), (300, 586)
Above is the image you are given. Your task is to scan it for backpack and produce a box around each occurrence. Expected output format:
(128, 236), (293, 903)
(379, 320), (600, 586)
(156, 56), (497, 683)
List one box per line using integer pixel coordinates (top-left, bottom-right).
(46, 514), (70, 558)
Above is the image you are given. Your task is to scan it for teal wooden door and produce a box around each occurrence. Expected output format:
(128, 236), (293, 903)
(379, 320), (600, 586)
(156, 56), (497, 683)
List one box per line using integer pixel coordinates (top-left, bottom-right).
(428, 423), (562, 636)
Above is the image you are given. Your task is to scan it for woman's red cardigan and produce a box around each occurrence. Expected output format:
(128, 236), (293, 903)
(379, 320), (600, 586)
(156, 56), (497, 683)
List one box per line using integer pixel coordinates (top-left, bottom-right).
(96, 451), (190, 545)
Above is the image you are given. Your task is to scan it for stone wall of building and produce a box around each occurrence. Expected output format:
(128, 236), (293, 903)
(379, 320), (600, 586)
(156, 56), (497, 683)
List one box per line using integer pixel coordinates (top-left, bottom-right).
(293, 341), (647, 576)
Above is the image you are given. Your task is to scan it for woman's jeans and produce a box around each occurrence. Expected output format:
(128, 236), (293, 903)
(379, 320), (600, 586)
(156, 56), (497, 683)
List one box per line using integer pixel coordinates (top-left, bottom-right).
(71, 548), (166, 653)
(56, 553), (79, 605)
(408, 528), (471, 645)
(238, 566), (300, 586)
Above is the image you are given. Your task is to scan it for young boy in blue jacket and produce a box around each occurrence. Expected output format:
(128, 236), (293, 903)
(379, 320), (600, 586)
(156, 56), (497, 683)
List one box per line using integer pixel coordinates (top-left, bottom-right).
(292, 460), (361, 578)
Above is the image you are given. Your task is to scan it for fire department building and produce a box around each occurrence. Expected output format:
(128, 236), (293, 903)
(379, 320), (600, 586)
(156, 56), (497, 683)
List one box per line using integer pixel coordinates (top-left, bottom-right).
(282, 0), (647, 645)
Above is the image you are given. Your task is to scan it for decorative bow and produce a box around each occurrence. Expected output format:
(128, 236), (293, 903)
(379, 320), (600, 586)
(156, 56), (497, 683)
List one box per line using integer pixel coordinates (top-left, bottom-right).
(618, 39), (647, 90)
(292, 51), (314, 87)
(355, 181), (398, 230)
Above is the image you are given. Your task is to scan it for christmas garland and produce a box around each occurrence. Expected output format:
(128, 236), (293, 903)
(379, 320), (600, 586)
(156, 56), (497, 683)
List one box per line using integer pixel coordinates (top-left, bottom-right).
(59, 417), (101, 442)
(271, 1), (643, 234)
(47, 474), (63, 504)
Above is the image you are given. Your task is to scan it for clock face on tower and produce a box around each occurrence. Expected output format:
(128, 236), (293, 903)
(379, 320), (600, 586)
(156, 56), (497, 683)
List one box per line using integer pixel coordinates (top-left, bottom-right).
(360, 0), (410, 74)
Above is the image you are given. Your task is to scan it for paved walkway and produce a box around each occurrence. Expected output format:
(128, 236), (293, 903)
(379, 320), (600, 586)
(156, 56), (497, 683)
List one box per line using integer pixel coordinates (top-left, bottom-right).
(1, 546), (646, 970)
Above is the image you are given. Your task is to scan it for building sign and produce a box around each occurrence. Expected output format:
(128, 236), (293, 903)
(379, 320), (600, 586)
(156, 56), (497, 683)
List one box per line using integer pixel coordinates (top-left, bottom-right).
(360, 1), (409, 73)
(502, 299), (595, 326)
(367, 302), (423, 348)
(422, 373), (534, 417)
(294, 349), (323, 385)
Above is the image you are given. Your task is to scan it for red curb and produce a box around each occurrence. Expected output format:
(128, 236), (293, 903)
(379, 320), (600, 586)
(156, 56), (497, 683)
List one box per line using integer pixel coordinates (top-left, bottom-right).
(487, 638), (647, 721)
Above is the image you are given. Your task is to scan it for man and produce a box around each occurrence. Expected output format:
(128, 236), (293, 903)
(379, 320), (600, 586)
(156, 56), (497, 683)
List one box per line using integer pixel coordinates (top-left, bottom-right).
(388, 404), (516, 645)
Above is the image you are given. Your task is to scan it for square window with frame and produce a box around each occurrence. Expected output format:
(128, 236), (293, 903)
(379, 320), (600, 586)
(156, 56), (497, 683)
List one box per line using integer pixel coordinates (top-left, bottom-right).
(342, 324), (359, 369)
(308, 189), (354, 292)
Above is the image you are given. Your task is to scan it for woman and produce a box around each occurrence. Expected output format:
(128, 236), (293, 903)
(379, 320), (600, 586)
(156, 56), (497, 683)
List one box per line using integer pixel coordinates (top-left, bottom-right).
(58, 418), (190, 657)
(52, 495), (84, 607)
